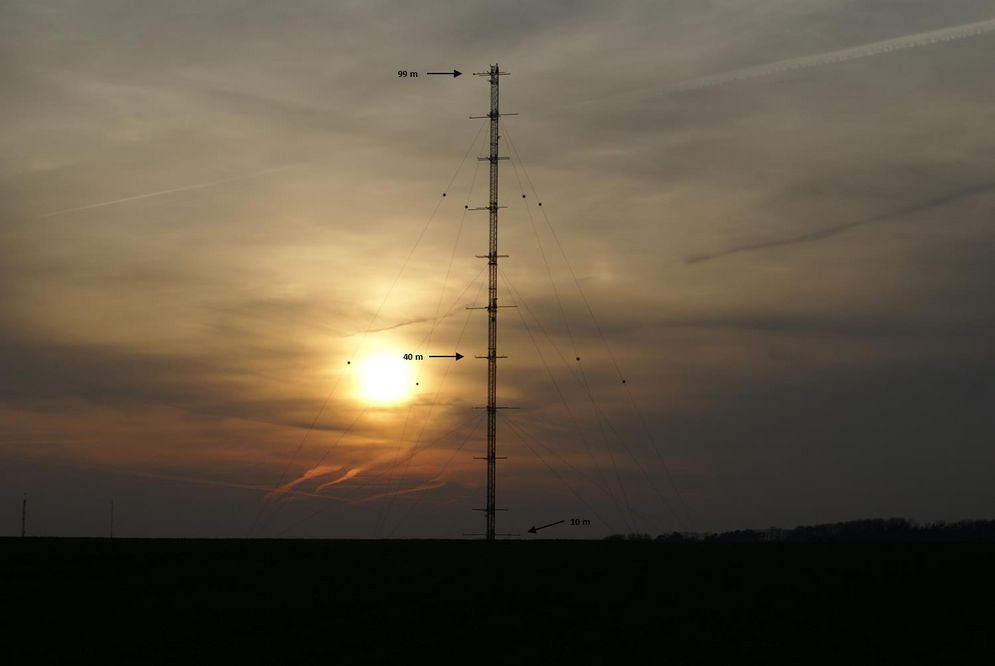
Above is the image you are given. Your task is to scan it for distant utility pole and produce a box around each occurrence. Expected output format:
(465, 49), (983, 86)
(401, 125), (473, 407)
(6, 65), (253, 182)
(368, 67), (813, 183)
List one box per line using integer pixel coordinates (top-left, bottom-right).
(468, 64), (515, 540)
(109, 499), (115, 538)
(21, 494), (27, 537)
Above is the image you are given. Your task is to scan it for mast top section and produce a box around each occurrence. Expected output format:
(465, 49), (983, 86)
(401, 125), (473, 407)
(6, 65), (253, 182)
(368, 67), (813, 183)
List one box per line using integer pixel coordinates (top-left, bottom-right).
(469, 66), (517, 120)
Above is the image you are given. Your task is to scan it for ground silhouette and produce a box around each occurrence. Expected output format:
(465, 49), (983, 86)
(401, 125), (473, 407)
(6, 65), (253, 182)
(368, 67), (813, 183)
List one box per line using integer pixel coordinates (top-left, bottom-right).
(5, 530), (993, 663)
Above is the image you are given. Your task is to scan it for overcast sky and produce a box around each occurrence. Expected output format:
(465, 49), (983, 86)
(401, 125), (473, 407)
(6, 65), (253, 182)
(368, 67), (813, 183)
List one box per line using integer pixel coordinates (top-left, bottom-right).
(2, 0), (993, 538)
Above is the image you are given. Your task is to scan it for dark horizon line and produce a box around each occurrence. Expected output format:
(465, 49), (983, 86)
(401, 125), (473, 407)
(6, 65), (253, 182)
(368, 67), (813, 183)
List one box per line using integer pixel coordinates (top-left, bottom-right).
(6, 516), (995, 543)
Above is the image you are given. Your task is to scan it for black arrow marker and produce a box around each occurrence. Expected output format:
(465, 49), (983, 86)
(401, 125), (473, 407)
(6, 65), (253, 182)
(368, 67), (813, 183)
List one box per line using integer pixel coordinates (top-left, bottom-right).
(528, 520), (565, 534)
(426, 69), (463, 78)
(428, 352), (464, 361)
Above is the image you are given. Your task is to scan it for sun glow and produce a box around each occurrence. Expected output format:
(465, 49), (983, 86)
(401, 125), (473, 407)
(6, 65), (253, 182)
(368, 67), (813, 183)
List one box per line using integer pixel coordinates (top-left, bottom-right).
(357, 354), (413, 404)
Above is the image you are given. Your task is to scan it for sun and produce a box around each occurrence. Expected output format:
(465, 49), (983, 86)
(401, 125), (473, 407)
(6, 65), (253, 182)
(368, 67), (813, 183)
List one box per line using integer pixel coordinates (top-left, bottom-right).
(357, 354), (413, 404)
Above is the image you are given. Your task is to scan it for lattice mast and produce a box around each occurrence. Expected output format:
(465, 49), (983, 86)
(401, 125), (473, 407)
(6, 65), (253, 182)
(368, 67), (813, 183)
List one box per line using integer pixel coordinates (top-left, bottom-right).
(470, 64), (510, 540)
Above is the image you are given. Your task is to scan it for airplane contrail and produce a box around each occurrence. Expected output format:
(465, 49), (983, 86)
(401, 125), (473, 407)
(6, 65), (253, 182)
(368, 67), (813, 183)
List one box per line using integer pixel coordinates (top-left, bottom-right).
(665, 17), (995, 95)
(355, 479), (446, 504)
(109, 468), (363, 504)
(576, 16), (995, 107)
(687, 182), (995, 264)
(40, 163), (301, 218)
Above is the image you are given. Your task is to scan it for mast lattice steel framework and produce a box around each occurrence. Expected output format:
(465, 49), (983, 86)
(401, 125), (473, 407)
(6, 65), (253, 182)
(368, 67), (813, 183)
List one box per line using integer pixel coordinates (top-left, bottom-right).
(469, 64), (514, 540)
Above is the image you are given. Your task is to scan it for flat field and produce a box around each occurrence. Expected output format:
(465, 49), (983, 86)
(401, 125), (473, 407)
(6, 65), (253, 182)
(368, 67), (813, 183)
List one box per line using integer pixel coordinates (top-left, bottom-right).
(3, 538), (993, 664)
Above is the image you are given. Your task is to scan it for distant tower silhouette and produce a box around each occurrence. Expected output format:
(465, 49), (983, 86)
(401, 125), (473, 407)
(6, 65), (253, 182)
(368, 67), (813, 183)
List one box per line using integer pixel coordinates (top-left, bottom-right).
(21, 494), (27, 537)
(469, 64), (514, 540)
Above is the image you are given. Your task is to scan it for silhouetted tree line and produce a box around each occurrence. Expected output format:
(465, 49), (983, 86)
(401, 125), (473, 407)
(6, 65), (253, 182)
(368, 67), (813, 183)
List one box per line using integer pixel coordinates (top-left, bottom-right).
(605, 518), (995, 543)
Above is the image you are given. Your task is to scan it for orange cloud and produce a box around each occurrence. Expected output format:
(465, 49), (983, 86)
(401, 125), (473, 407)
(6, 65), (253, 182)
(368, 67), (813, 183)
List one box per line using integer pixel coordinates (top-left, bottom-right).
(264, 464), (344, 502)
(315, 467), (362, 492)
